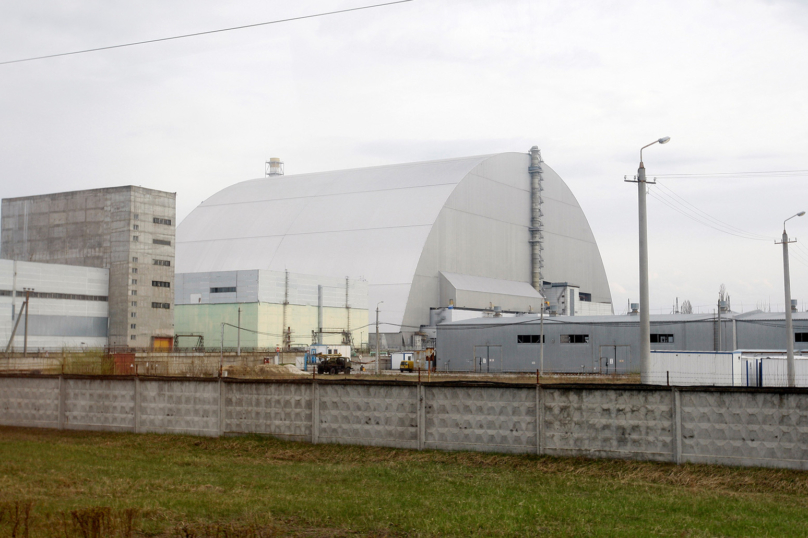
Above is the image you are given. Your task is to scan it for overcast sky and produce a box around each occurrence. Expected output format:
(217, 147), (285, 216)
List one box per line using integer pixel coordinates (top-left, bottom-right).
(1, 0), (807, 314)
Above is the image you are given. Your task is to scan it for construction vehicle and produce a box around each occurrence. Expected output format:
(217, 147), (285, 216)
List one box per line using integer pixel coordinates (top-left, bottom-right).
(316, 354), (352, 375)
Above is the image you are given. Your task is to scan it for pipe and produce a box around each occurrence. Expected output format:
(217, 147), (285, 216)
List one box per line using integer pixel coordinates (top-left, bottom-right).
(529, 146), (544, 291)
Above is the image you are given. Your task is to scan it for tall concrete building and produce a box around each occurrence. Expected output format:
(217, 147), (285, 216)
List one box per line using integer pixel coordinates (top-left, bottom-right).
(1, 186), (175, 349)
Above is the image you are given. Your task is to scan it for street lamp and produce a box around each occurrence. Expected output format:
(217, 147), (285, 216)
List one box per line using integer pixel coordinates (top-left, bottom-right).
(630, 137), (670, 383)
(778, 211), (805, 387)
(375, 301), (383, 375)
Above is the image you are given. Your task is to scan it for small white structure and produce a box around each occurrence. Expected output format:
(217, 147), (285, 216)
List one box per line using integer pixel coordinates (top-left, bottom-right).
(647, 351), (746, 386)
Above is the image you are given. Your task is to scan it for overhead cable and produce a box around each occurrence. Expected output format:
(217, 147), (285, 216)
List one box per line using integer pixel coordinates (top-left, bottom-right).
(0, 0), (413, 66)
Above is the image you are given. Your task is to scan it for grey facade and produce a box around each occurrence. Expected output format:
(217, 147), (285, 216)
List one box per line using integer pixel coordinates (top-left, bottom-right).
(2, 375), (808, 470)
(176, 152), (613, 348)
(1, 186), (175, 348)
(436, 311), (808, 373)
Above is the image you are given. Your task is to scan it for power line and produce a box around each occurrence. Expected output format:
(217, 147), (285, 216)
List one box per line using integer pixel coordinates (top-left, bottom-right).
(647, 190), (772, 241)
(0, 0), (414, 66)
(654, 169), (808, 179)
(654, 181), (772, 240)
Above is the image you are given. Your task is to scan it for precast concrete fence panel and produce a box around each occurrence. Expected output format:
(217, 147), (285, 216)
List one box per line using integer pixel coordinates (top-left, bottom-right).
(0, 376), (60, 428)
(138, 379), (220, 437)
(0, 375), (807, 470)
(542, 387), (675, 462)
(225, 381), (312, 441)
(425, 386), (536, 454)
(680, 390), (808, 468)
(316, 383), (418, 449)
(63, 378), (135, 432)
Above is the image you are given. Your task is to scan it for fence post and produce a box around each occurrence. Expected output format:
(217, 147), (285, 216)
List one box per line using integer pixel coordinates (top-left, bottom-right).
(218, 378), (226, 437)
(672, 388), (682, 464)
(134, 377), (141, 433)
(58, 375), (65, 430)
(311, 379), (320, 444)
(536, 385), (545, 455)
(418, 384), (425, 450)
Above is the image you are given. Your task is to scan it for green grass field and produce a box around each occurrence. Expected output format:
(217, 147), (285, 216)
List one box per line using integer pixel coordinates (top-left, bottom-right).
(0, 427), (806, 537)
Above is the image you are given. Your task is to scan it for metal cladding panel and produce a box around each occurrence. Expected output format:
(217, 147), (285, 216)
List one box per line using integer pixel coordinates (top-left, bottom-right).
(425, 386), (536, 453)
(317, 384), (418, 448)
(0, 377), (59, 427)
(138, 380), (219, 436)
(543, 388), (673, 461)
(64, 378), (134, 431)
(680, 391), (808, 469)
(225, 382), (312, 441)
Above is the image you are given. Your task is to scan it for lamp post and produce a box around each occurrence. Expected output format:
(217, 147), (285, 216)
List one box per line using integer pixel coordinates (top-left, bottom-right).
(375, 301), (383, 375)
(778, 211), (805, 387)
(628, 137), (670, 383)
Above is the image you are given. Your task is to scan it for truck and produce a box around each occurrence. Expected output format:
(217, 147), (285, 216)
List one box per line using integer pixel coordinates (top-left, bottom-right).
(316, 354), (352, 375)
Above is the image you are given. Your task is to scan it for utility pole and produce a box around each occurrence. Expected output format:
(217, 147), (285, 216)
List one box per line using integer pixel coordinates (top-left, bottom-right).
(626, 137), (670, 383)
(778, 211), (804, 387)
(237, 306), (241, 356)
(539, 295), (545, 377)
(375, 301), (383, 375)
(23, 288), (33, 356)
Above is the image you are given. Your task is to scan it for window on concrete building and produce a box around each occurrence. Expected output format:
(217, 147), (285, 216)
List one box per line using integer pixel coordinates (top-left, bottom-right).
(651, 334), (674, 343)
(131, 301), (137, 307)
(561, 334), (589, 344)
(153, 259), (171, 266)
(131, 290), (137, 296)
(517, 335), (545, 344)
(134, 214), (139, 220)
(130, 312), (136, 318)
(132, 268), (138, 274)
(131, 279), (137, 285)
(210, 287), (237, 293)
(153, 217), (172, 225)
(133, 224), (139, 230)
(578, 292), (592, 302)
(796, 333), (808, 342)
(152, 302), (171, 309)
(130, 323), (136, 330)
(132, 235), (139, 242)
(153, 239), (171, 246)
(152, 281), (171, 288)
(132, 257), (138, 263)
(130, 335), (137, 340)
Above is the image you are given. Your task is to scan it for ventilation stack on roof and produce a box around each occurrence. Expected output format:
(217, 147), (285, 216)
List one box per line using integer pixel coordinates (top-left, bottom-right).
(265, 158), (284, 177)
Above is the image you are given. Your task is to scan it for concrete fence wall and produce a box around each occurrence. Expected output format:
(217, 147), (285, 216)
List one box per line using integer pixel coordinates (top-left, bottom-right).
(0, 375), (806, 470)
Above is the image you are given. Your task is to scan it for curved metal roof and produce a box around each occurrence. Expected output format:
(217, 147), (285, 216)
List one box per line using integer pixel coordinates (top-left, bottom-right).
(176, 152), (612, 331)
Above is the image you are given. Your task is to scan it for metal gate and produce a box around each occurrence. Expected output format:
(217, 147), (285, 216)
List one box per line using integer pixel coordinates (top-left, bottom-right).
(598, 345), (632, 374)
(473, 345), (503, 373)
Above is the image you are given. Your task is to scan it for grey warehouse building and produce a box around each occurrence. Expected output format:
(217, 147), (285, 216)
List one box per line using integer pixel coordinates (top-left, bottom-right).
(176, 150), (613, 348)
(1, 186), (176, 349)
(436, 310), (808, 373)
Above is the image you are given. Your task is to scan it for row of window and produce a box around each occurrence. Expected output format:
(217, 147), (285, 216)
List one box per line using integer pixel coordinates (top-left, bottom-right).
(133, 214), (172, 226)
(130, 280), (171, 287)
(211, 287), (237, 293)
(516, 333), (675, 344)
(0, 290), (108, 301)
(132, 236), (172, 246)
(131, 257), (171, 266)
(152, 302), (171, 309)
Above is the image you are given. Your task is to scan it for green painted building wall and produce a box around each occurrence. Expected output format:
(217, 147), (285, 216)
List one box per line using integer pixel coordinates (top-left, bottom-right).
(175, 303), (369, 349)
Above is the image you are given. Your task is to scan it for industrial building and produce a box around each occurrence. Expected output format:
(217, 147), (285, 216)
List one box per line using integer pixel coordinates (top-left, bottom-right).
(1, 260), (109, 350)
(176, 150), (613, 349)
(174, 270), (368, 348)
(435, 308), (808, 373)
(1, 186), (175, 349)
